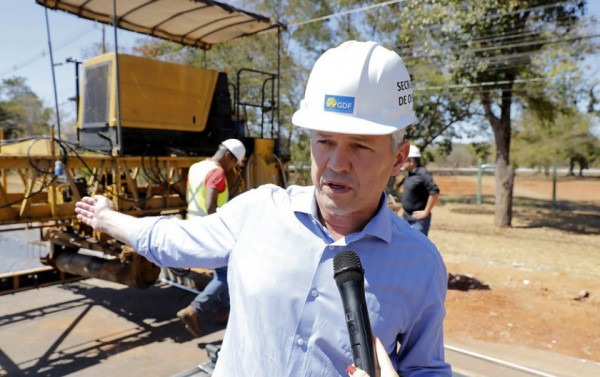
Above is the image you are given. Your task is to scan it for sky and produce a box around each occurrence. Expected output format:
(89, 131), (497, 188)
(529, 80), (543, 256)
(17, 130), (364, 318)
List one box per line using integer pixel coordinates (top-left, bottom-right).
(1, 1), (152, 123)
(1, 1), (599, 130)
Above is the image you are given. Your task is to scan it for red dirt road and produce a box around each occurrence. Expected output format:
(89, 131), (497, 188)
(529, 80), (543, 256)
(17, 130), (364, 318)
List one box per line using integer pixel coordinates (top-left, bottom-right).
(424, 173), (600, 362)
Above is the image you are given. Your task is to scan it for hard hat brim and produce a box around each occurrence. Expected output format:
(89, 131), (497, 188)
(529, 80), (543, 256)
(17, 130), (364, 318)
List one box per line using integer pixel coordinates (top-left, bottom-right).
(220, 139), (246, 166)
(292, 108), (418, 135)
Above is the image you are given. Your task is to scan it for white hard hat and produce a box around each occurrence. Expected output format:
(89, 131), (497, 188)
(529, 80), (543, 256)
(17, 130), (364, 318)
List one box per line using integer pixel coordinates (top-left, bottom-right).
(292, 40), (418, 135)
(408, 145), (421, 158)
(221, 139), (246, 166)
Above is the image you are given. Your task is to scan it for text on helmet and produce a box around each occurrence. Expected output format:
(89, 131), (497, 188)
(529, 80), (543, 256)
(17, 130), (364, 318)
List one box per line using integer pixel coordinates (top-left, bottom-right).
(397, 80), (412, 107)
(399, 94), (412, 106)
(324, 95), (355, 114)
(397, 80), (412, 91)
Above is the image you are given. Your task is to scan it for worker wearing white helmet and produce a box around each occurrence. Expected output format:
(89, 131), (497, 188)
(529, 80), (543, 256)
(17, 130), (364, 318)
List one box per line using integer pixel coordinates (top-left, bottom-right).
(187, 138), (246, 218)
(75, 41), (450, 377)
(177, 138), (246, 337)
(398, 144), (440, 237)
(408, 144), (422, 158)
(221, 138), (246, 166)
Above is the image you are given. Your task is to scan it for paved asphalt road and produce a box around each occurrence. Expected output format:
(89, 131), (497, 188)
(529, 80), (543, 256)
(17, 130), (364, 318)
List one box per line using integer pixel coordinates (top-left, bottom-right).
(1, 279), (599, 376)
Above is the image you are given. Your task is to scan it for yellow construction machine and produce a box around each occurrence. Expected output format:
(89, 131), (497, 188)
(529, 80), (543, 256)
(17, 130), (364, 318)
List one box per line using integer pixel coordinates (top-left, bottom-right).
(0, 0), (287, 294)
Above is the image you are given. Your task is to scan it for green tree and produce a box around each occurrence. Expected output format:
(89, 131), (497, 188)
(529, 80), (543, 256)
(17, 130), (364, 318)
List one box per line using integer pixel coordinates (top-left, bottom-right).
(0, 77), (52, 139)
(471, 142), (493, 164)
(406, 64), (476, 154)
(512, 108), (599, 174)
(388, 0), (590, 227)
(512, 40), (600, 176)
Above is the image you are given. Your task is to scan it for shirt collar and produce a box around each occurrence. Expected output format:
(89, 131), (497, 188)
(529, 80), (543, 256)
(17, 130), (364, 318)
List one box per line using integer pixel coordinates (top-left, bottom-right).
(292, 186), (393, 244)
(360, 194), (393, 243)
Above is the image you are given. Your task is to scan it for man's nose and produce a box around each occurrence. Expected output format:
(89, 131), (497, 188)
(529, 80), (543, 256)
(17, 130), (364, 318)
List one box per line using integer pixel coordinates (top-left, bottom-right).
(327, 146), (351, 172)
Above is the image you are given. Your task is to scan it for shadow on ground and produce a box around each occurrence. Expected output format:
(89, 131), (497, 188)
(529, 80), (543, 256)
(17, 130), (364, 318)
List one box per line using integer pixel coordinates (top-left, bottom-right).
(0, 281), (225, 377)
(442, 195), (600, 235)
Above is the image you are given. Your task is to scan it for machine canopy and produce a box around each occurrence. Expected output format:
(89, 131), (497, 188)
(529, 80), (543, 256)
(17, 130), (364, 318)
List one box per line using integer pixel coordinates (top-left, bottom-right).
(36, 0), (284, 49)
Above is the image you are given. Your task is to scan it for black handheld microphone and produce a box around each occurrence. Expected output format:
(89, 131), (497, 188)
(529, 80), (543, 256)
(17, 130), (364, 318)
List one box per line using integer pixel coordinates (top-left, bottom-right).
(333, 250), (378, 377)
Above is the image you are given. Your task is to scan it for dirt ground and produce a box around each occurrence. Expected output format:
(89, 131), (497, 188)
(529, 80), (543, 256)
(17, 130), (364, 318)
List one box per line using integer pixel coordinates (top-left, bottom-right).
(420, 173), (600, 362)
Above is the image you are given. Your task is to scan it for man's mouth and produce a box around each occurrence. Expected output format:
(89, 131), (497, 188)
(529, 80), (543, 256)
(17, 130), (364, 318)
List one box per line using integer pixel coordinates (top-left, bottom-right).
(324, 180), (351, 193)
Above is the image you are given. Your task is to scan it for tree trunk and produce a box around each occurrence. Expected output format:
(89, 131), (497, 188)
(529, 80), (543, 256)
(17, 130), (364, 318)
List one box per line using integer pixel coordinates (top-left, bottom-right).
(481, 85), (514, 227)
(495, 166), (514, 227)
(568, 159), (575, 176)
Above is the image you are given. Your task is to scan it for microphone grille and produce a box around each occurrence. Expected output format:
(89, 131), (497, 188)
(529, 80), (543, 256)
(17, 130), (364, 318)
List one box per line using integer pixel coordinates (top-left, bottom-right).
(333, 250), (364, 286)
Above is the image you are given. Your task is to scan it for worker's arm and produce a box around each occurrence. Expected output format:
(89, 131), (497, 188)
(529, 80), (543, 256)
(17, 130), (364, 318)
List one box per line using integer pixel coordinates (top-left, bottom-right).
(205, 186), (219, 215)
(412, 192), (439, 220)
(75, 195), (136, 245)
(203, 167), (227, 215)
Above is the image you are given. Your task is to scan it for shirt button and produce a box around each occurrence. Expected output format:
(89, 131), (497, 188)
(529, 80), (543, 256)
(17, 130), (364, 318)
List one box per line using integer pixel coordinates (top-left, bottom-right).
(297, 338), (305, 346)
(328, 245), (334, 250)
(311, 289), (319, 297)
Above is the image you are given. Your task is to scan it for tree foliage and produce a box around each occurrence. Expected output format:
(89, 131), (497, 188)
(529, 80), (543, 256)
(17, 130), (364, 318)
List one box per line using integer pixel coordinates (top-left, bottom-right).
(0, 77), (52, 139)
(512, 52), (600, 176)
(513, 106), (599, 174)
(386, 0), (590, 226)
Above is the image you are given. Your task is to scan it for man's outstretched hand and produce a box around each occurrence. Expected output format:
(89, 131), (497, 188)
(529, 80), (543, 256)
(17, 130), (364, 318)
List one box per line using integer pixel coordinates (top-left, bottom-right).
(347, 337), (398, 377)
(75, 195), (114, 233)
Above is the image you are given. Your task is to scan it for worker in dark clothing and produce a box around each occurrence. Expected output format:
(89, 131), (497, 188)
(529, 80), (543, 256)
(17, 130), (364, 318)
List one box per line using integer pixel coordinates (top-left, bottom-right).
(398, 145), (440, 236)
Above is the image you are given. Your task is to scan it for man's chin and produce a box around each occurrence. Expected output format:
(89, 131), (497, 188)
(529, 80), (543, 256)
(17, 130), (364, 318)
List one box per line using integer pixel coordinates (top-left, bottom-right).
(316, 193), (353, 216)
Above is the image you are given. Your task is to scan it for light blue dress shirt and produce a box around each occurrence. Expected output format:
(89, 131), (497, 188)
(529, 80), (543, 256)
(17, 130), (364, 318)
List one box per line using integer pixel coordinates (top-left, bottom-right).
(131, 184), (451, 376)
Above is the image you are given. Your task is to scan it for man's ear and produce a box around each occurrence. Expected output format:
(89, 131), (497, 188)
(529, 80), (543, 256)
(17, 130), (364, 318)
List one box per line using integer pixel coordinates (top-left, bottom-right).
(391, 140), (410, 175)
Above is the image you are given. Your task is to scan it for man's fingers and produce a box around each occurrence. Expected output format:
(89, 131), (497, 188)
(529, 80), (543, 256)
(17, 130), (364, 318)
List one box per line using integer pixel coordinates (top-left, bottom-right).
(347, 365), (369, 377)
(347, 337), (398, 377)
(75, 203), (93, 215)
(375, 337), (396, 375)
(79, 196), (96, 205)
(74, 196), (97, 225)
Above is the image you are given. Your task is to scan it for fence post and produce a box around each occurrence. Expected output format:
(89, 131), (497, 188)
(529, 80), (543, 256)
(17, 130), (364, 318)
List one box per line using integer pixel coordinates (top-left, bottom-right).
(551, 160), (557, 214)
(476, 158), (482, 205)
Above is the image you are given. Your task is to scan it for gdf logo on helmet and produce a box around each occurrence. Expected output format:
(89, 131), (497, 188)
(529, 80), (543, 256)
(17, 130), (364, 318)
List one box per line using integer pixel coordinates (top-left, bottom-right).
(324, 95), (355, 114)
(292, 40), (418, 135)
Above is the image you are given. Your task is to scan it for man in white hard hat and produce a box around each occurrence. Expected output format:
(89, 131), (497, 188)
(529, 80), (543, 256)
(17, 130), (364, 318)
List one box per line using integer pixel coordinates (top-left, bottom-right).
(75, 41), (451, 377)
(397, 145), (440, 236)
(177, 138), (246, 337)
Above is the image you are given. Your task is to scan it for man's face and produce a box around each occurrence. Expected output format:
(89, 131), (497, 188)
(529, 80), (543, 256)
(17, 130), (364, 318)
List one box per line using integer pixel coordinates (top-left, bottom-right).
(403, 158), (417, 171)
(310, 131), (407, 219)
(224, 152), (239, 172)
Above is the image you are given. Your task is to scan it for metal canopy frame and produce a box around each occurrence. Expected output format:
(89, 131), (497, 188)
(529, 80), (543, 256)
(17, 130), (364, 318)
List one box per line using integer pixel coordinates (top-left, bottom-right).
(36, 0), (285, 50)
